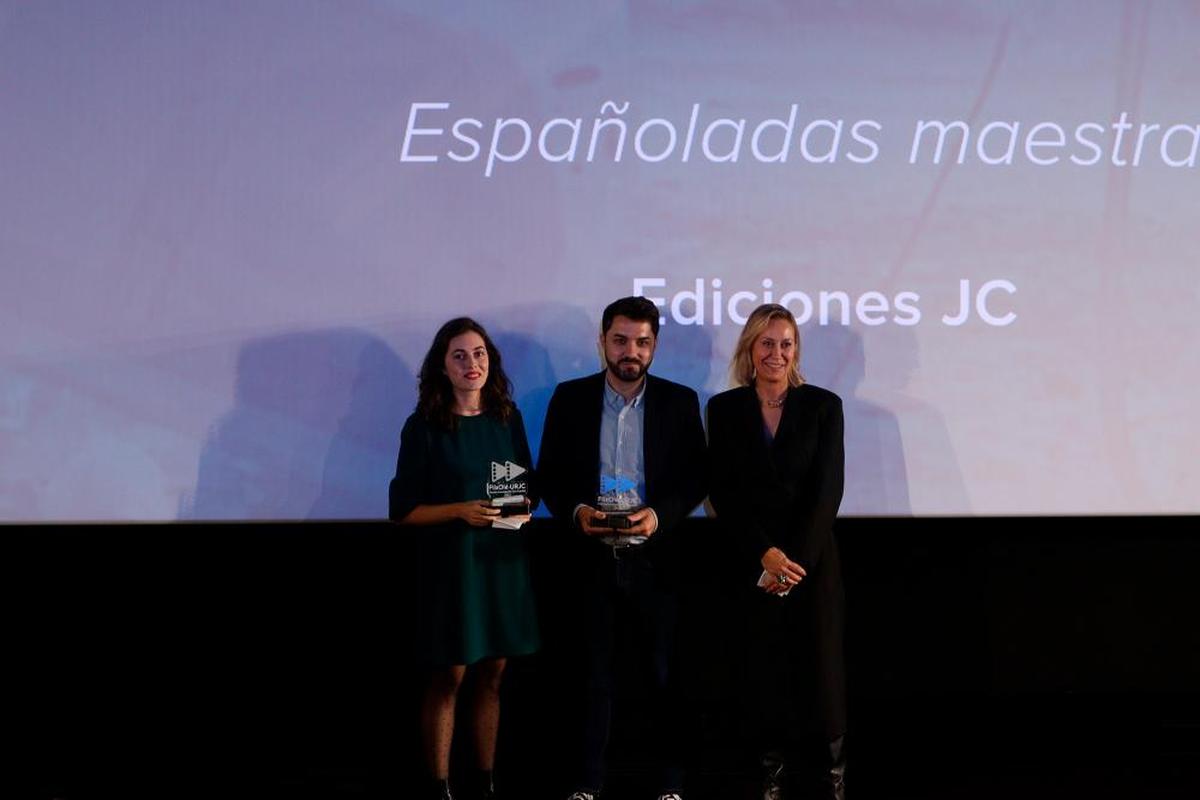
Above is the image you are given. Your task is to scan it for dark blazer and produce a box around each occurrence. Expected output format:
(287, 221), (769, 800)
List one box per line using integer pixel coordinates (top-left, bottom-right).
(537, 371), (707, 549)
(706, 382), (847, 738)
(707, 383), (844, 571)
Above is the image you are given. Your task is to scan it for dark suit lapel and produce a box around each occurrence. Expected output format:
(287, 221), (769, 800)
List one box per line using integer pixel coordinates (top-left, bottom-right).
(642, 375), (661, 495)
(770, 385), (809, 480)
(744, 384), (798, 484)
(776, 385), (799, 440)
(740, 385), (774, 467)
(582, 372), (605, 496)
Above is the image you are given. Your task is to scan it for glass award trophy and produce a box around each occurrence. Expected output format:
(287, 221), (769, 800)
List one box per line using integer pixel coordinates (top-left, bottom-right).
(487, 460), (531, 529)
(596, 474), (644, 543)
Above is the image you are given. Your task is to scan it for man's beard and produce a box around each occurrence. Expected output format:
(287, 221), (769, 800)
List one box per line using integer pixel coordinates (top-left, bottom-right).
(606, 356), (649, 382)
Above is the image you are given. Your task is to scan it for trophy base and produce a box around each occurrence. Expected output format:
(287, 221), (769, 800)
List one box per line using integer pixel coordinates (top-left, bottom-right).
(491, 496), (530, 517)
(596, 511), (634, 529)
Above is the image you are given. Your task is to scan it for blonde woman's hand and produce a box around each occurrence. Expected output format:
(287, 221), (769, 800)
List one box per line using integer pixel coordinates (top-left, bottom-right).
(760, 547), (806, 594)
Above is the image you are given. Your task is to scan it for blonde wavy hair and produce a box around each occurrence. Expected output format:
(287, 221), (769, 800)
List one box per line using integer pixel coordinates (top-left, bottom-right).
(729, 303), (805, 388)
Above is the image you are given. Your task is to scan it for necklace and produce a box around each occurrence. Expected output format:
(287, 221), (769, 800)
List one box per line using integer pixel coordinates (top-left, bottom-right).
(760, 394), (786, 409)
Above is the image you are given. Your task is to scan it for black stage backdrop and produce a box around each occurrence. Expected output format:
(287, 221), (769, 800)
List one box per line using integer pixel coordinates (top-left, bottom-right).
(8, 517), (1200, 799)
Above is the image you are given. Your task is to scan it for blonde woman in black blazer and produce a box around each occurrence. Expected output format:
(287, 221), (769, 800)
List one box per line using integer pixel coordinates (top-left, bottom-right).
(706, 303), (846, 800)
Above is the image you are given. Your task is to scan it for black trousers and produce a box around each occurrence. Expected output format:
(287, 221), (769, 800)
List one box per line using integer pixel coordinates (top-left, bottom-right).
(575, 545), (684, 794)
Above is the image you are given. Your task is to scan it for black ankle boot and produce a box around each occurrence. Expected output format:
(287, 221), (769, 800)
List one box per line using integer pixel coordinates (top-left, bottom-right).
(470, 769), (496, 800)
(791, 735), (846, 800)
(822, 735), (846, 800)
(429, 777), (453, 800)
(761, 750), (786, 800)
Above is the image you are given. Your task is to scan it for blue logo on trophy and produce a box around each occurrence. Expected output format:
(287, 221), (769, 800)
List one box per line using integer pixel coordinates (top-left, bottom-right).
(597, 473), (642, 532)
(600, 475), (637, 495)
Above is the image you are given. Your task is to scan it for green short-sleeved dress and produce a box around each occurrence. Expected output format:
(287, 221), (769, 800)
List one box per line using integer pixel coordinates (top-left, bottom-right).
(390, 409), (540, 666)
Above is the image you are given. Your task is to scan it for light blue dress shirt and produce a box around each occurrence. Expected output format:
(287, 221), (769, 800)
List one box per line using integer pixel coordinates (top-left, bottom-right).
(597, 376), (647, 545)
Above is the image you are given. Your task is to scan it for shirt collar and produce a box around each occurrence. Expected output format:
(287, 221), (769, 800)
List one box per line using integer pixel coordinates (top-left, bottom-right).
(604, 374), (647, 410)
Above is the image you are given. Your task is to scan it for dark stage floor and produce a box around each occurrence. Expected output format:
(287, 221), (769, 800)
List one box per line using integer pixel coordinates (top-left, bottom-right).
(17, 695), (1200, 799)
(11, 519), (1200, 799)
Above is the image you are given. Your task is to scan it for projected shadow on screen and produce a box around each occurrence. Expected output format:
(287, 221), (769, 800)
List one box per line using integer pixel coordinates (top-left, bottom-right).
(185, 330), (411, 521)
(488, 329), (561, 470)
(801, 324), (915, 516)
(653, 322), (715, 410)
(482, 302), (593, 450)
(488, 303), (598, 519)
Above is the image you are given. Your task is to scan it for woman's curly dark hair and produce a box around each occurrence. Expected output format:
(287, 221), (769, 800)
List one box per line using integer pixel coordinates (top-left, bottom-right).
(417, 317), (514, 429)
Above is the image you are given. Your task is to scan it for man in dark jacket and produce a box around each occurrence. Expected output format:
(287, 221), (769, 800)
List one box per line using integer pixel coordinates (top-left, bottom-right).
(538, 296), (707, 800)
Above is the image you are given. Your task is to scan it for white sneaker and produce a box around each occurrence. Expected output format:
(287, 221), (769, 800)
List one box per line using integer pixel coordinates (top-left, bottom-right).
(566, 793), (596, 800)
(657, 794), (683, 800)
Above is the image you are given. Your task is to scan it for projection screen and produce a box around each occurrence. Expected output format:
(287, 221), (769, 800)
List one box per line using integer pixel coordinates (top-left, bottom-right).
(1, 1), (1197, 520)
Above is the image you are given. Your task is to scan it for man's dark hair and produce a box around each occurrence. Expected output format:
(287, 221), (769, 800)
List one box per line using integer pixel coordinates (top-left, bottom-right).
(601, 296), (660, 337)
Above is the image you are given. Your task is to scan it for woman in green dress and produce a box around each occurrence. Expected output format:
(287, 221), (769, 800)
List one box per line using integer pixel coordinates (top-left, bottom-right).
(390, 317), (540, 800)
